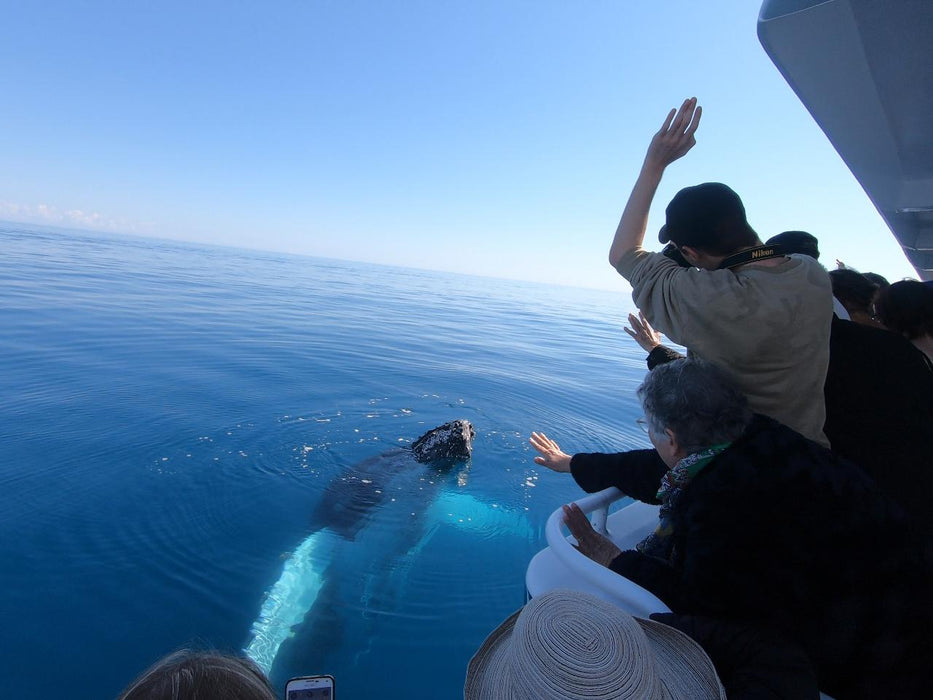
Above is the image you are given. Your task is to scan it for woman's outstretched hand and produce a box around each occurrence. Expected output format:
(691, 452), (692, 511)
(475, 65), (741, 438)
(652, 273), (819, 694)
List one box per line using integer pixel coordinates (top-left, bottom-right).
(563, 503), (622, 567)
(624, 311), (663, 352)
(530, 432), (572, 473)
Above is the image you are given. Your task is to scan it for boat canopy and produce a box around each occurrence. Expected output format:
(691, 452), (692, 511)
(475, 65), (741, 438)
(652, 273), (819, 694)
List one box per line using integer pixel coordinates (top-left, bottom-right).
(758, 0), (933, 280)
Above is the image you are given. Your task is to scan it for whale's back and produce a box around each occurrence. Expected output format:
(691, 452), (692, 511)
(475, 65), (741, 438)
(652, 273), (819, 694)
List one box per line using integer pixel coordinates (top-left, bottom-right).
(307, 448), (411, 540)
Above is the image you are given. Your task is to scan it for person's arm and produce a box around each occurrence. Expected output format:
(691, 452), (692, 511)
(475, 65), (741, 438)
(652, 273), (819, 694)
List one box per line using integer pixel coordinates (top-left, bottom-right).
(624, 310), (663, 352)
(647, 345), (685, 370)
(624, 311), (685, 369)
(608, 98), (702, 268)
(562, 503), (622, 566)
(564, 504), (689, 612)
(530, 432), (666, 503)
(570, 449), (666, 503)
(529, 432), (572, 472)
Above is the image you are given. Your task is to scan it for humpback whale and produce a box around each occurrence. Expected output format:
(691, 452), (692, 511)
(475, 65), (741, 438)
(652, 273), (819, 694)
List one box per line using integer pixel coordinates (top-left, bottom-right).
(246, 419), (531, 675)
(304, 419), (475, 542)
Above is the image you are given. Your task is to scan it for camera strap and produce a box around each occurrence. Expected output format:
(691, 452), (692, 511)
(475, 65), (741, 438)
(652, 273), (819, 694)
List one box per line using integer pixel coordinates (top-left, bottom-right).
(717, 245), (786, 270)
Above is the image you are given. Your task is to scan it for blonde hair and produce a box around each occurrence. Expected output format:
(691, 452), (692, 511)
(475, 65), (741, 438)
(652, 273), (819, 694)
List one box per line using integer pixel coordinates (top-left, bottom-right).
(117, 649), (276, 700)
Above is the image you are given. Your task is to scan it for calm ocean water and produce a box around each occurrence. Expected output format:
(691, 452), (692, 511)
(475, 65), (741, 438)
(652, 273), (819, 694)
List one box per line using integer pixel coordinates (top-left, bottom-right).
(0, 223), (654, 699)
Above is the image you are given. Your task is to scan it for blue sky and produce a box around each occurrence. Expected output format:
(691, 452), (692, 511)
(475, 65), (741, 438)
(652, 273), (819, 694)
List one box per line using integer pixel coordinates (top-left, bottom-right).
(0, 1), (918, 289)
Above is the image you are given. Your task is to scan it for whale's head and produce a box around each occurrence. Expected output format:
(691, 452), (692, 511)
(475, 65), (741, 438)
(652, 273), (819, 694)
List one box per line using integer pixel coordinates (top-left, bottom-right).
(411, 419), (475, 464)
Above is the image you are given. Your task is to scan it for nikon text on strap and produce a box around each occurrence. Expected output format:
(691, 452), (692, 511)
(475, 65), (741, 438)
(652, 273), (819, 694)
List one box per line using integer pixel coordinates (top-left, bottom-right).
(717, 245), (786, 270)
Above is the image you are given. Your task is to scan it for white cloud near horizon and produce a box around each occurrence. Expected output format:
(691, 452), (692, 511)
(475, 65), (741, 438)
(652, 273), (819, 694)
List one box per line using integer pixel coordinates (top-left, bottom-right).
(0, 201), (149, 234)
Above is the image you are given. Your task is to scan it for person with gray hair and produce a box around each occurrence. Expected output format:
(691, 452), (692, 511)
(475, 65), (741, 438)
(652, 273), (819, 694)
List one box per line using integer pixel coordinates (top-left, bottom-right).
(530, 358), (933, 698)
(637, 358), (752, 456)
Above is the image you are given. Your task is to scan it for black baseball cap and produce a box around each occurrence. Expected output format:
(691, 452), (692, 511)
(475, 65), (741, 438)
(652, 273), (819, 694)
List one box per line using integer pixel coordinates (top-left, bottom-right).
(766, 230), (820, 260)
(658, 182), (754, 254)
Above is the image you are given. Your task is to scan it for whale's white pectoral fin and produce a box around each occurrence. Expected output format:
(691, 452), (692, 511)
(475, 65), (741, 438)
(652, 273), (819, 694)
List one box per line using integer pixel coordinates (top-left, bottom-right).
(427, 492), (537, 541)
(245, 530), (337, 674)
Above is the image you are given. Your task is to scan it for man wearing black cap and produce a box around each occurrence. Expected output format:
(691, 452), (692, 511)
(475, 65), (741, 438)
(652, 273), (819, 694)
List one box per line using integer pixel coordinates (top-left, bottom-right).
(608, 98), (833, 445)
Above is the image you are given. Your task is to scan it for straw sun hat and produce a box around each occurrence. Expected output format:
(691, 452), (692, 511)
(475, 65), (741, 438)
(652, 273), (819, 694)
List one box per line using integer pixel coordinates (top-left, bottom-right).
(464, 589), (725, 699)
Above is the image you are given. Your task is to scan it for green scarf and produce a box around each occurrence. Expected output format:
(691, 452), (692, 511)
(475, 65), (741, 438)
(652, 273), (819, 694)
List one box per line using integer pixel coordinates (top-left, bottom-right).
(636, 442), (731, 562)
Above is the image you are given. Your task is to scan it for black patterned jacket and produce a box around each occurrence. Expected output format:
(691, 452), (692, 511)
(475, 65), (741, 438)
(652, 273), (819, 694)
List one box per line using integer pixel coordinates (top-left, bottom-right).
(570, 414), (932, 699)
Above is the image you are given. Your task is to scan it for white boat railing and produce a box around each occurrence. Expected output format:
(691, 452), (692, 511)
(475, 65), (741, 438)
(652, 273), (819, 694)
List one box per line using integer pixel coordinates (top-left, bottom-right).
(544, 485), (618, 542)
(528, 487), (670, 618)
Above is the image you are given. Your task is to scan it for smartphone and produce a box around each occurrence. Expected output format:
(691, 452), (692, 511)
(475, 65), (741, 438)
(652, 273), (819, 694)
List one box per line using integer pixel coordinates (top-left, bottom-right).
(285, 675), (335, 699)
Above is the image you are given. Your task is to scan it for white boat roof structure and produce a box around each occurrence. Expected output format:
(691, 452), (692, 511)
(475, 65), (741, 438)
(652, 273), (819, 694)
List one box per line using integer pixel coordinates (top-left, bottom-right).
(758, 0), (933, 280)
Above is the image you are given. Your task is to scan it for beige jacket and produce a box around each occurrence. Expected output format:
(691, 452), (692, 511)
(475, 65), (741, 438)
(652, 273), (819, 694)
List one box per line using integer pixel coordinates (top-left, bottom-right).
(617, 249), (833, 446)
